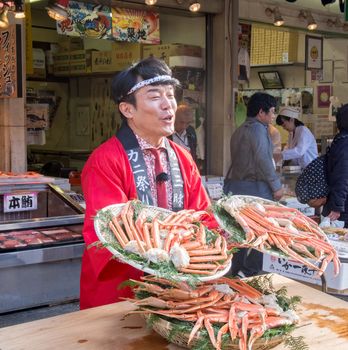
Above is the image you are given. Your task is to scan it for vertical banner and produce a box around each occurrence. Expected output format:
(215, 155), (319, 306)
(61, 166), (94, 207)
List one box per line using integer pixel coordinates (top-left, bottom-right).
(0, 25), (18, 98)
(25, 0), (33, 75)
(112, 8), (160, 44)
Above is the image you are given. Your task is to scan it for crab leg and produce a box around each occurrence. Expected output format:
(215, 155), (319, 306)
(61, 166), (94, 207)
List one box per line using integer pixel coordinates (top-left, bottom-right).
(188, 311), (204, 345)
(108, 222), (127, 248)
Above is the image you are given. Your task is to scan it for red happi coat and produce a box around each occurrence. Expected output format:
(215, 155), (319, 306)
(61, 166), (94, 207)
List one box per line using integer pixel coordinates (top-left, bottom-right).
(80, 136), (212, 309)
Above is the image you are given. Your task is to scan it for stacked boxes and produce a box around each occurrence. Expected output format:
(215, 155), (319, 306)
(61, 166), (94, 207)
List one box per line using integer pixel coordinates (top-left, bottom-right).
(53, 50), (93, 75)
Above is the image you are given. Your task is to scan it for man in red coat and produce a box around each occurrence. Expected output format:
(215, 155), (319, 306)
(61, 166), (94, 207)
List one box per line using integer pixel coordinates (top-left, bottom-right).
(80, 57), (211, 309)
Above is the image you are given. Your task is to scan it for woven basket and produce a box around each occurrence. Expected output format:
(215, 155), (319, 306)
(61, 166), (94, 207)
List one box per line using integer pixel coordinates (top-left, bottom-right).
(144, 315), (286, 350)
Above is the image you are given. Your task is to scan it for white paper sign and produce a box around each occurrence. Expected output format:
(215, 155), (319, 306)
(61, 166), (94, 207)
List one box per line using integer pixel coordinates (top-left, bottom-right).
(4, 192), (38, 212)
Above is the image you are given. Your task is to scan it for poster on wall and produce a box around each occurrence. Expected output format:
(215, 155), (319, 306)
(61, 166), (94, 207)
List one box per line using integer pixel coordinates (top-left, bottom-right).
(57, 1), (112, 40)
(317, 85), (331, 108)
(0, 25), (18, 98)
(112, 8), (160, 44)
(305, 35), (323, 70)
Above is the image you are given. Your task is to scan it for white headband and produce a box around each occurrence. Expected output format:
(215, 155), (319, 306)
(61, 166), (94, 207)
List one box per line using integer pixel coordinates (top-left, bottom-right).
(126, 75), (179, 96)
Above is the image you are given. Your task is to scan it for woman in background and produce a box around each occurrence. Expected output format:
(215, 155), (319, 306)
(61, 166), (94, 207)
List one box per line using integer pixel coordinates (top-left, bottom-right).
(276, 106), (318, 169)
(322, 104), (348, 227)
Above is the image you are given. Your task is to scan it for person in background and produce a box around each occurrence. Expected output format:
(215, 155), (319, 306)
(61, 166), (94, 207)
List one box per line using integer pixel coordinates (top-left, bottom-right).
(268, 123), (282, 168)
(275, 106), (318, 169)
(169, 103), (197, 162)
(224, 92), (283, 277)
(322, 104), (348, 227)
(80, 57), (211, 310)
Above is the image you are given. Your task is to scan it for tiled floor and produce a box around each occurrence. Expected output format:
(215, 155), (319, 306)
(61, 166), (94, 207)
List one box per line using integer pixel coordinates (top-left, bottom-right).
(0, 301), (80, 328)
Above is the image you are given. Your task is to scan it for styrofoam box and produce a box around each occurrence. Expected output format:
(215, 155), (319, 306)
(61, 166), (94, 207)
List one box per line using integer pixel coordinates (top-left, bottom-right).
(280, 197), (315, 216)
(263, 253), (348, 290)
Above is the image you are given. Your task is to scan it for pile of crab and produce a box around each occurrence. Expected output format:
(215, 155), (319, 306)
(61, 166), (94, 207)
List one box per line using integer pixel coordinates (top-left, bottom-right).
(126, 275), (300, 350)
(214, 195), (340, 276)
(106, 201), (231, 276)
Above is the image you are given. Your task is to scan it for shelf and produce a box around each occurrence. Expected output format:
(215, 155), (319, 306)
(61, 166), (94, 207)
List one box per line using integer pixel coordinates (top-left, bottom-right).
(251, 62), (305, 68)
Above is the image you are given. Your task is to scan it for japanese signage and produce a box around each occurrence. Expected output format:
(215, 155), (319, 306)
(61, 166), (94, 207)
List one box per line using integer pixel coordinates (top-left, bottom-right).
(4, 193), (38, 212)
(112, 8), (160, 44)
(0, 25), (17, 98)
(57, 1), (112, 40)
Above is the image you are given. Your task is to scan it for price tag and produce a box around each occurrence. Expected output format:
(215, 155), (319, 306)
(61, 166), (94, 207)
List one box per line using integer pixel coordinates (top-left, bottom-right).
(3, 192), (38, 212)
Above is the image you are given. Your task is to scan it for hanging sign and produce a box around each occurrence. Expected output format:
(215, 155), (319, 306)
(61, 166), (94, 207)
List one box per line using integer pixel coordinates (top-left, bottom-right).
(0, 25), (18, 98)
(112, 8), (160, 44)
(57, 1), (112, 40)
(4, 192), (38, 212)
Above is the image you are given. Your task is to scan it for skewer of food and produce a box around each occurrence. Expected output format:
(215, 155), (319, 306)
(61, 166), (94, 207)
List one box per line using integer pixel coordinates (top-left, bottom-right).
(94, 200), (232, 281)
(213, 195), (340, 276)
(125, 275), (302, 350)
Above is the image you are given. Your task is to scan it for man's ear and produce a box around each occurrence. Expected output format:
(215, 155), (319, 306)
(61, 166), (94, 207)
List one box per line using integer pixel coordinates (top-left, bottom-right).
(119, 102), (135, 120)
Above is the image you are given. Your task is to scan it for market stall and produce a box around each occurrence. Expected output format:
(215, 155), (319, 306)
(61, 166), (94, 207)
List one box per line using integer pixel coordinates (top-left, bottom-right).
(0, 174), (85, 313)
(0, 275), (346, 350)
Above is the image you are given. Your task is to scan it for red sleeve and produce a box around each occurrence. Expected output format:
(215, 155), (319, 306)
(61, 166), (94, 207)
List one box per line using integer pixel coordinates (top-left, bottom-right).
(81, 137), (137, 277)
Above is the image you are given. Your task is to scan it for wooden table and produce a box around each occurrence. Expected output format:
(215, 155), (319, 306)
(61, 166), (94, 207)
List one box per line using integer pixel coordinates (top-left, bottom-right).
(0, 275), (347, 350)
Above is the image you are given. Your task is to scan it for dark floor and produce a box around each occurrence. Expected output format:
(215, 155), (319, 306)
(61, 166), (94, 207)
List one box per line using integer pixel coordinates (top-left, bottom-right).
(0, 301), (80, 328)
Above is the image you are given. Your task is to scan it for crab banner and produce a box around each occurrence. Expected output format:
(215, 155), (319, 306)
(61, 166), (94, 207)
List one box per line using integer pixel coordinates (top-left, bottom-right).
(111, 8), (160, 44)
(57, 1), (112, 40)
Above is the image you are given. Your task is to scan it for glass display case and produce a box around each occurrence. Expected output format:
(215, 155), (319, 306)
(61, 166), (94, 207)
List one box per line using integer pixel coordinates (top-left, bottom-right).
(0, 175), (85, 313)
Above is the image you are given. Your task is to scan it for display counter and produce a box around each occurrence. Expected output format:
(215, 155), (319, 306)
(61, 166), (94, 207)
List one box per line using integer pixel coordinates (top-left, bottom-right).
(0, 175), (85, 313)
(0, 274), (346, 350)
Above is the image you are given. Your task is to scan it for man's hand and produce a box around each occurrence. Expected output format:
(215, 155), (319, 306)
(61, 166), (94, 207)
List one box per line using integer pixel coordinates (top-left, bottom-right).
(328, 210), (341, 221)
(273, 188), (284, 201)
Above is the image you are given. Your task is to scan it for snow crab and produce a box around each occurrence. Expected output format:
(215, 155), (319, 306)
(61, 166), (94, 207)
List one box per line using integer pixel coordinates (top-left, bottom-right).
(214, 195), (340, 276)
(102, 200), (231, 276)
(126, 275), (300, 350)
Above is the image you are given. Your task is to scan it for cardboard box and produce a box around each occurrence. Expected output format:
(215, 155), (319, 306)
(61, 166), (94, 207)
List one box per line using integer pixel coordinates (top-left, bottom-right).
(263, 253), (348, 291)
(143, 44), (202, 64)
(32, 48), (46, 79)
(91, 51), (114, 73)
(169, 56), (204, 68)
(112, 43), (142, 71)
(53, 50), (93, 75)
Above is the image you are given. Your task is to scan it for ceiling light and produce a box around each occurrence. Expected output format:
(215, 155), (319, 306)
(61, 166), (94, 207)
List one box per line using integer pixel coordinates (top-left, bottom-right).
(0, 4), (10, 29)
(265, 7), (284, 27)
(46, 0), (69, 22)
(306, 12), (317, 30)
(14, 0), (25, 18)
(299, 10), (317, 31)
(145, 0), (157, 5)
(189, 1), (201, 12)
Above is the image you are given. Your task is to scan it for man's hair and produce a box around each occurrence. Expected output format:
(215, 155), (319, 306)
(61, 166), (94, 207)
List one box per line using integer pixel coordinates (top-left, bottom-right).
(176, 103), (193, 120)
(247, 92), (277, 118)
(276, 115), (304, 127)
(111, 57), (178, 120)
(336, 103), (348, 131)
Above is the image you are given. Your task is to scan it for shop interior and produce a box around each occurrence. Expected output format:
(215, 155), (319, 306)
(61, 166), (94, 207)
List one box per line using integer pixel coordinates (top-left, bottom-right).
(1, 0), (348, 324)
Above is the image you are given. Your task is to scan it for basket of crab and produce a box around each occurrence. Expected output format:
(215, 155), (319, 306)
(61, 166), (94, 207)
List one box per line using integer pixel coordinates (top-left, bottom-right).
(213, 195), (340, 277)
(125, 274), (303, 350)
(94, 200), (232, 282)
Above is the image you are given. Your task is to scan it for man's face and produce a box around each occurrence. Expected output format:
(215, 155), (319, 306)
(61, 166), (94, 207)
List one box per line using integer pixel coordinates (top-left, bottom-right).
(120, 84), (177, 145)
(257, 106), (276, 125)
